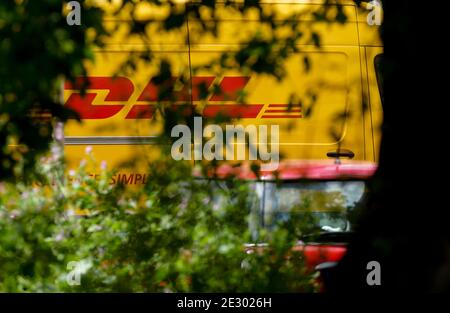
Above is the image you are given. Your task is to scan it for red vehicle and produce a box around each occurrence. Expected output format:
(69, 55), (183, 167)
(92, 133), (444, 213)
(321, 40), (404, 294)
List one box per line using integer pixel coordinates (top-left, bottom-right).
(197, 159), (377, 288)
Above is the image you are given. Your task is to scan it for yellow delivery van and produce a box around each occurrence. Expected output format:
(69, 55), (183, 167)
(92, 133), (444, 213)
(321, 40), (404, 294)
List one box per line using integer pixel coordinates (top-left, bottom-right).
(63, 0), (383, 185)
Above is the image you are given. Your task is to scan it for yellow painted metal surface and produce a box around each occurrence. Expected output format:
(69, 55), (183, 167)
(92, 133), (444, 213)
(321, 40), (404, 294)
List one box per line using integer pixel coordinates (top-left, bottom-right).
(63, 1), (383, 181)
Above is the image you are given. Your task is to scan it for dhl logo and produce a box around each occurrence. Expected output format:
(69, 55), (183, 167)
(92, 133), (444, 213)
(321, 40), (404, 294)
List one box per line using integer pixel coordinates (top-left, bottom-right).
(64, 77), (303, 120)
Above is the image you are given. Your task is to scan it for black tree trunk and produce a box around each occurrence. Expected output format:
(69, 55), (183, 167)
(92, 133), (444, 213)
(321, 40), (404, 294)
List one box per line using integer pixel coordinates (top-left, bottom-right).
(326, 0), (450, 292)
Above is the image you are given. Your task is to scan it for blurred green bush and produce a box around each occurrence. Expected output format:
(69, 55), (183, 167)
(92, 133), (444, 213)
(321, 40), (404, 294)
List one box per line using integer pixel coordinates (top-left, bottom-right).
(0, 149), (317, 292)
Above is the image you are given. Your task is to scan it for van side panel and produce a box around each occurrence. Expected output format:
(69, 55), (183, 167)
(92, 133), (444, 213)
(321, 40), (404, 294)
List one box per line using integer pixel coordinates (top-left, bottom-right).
(63, 2), (381, 177)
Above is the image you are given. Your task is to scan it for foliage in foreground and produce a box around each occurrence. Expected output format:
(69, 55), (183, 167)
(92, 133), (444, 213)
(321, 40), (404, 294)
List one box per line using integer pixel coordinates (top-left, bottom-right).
(0, 151), (317, 292)
(1, 0), (347, 180)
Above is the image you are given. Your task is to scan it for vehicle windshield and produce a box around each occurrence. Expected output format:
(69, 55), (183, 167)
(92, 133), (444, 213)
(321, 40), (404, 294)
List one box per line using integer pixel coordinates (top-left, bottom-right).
(206, 179), (366, 239)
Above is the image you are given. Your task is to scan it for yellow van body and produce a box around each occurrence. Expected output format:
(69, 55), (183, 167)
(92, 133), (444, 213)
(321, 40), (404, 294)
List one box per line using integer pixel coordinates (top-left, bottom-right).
(63, 0), (383, 185)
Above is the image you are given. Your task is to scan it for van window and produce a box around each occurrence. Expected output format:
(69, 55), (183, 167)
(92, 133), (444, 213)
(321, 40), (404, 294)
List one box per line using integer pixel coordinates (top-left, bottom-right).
(374, 54), (384, 105)
(209, 179), (366, 238)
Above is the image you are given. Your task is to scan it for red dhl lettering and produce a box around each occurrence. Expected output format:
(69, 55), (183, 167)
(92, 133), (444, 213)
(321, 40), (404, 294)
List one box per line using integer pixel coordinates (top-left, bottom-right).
(112, 173), (149, 185)
(65, 77), (134, 119)
(63, 173), (150, 185)
(64, 76), (302, 120)
(29, 173), (150, 187)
